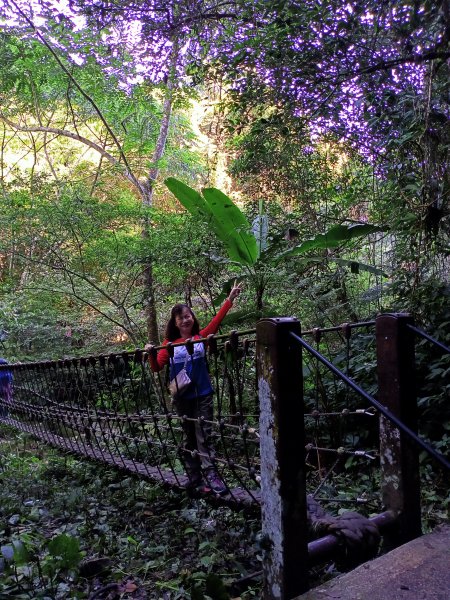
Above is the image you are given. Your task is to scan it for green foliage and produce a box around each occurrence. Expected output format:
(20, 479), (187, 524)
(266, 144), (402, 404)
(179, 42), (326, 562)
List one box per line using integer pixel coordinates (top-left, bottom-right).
(0, 428), (263, 598)
(47, 534), (83, 572)
(276, 224), (384, 260)
(165, 178), (386, 317)
(165, 178), (258, 265)
(0, 24), (207, 349)
(0, 0), (447, 373)
(399, 280), (450, 464)
(207, 0), (449, 327)
(0, 182), (151, 356)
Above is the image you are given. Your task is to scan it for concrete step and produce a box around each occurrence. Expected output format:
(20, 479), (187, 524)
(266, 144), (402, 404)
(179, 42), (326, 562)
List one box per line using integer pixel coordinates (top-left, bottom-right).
(296, 524), (450, 600)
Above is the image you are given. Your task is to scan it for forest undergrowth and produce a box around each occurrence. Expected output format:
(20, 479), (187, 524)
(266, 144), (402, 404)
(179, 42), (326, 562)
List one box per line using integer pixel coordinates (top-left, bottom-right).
(0, 426), (263, 600)
(0, 418), (447, 600)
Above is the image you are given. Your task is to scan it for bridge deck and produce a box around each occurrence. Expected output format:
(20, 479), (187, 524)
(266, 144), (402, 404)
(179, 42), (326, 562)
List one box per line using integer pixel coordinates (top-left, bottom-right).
(296, 524), (450, 599)
(1, 418), (261, 508)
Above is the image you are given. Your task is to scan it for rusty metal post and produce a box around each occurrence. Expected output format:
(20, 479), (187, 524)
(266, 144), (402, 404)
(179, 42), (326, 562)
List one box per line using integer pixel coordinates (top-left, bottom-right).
(257, 317), (309, 599)
(376, 313), (422, 548)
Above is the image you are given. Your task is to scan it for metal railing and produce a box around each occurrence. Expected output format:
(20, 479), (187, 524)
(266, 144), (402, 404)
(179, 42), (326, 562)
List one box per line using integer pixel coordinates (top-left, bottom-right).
(256, 313), (449, 598)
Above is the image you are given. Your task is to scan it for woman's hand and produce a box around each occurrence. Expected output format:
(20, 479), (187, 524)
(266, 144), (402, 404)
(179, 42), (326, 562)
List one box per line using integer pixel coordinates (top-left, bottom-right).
(228, 280), (243, 303)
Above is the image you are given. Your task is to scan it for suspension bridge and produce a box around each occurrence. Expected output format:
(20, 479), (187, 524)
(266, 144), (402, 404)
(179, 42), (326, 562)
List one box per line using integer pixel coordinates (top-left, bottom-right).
(0, 312), (449, 599)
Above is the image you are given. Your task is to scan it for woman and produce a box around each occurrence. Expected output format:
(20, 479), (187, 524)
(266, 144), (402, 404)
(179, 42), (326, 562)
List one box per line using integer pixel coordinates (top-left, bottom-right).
(146, 282), (242, 494)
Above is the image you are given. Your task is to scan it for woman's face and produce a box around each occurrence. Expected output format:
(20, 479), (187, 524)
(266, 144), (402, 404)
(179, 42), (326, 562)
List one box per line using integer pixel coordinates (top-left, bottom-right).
(175, 307), (194, 337)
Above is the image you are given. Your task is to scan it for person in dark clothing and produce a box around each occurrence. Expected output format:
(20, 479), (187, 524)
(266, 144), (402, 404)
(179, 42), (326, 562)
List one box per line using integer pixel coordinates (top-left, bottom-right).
(0, 358), (13, 418)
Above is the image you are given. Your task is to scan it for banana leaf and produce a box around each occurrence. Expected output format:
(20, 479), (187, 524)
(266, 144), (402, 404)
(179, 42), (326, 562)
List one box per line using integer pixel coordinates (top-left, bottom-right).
(165, 177), (215, 223)
(276, 224), (383, 262)
(281, 255), (387, 276)
(165, 178), (258, 266)
(202, 188), (258, 266)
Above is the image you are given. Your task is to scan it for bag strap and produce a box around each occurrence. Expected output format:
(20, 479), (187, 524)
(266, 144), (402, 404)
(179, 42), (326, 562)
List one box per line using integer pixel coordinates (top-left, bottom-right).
(183, 337), (197, 369)
(168, 345), (190, 376)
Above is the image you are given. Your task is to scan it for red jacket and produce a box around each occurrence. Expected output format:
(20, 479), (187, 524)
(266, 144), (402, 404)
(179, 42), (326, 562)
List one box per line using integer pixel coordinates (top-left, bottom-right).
(149, 299), (233, 399)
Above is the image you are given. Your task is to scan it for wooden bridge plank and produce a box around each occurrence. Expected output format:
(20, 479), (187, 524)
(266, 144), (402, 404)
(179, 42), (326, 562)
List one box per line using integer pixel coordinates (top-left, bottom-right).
(295, 525), (450, 600)
(0, 417), (260, 507)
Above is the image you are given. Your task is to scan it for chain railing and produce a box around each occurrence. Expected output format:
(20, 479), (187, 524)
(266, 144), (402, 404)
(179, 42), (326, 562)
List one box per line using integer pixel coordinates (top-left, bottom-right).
(0, 332), (263, 505)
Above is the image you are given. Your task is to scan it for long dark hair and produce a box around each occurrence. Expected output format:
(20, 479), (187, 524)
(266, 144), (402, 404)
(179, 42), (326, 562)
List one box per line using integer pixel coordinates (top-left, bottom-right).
(165, 304), (200, 341)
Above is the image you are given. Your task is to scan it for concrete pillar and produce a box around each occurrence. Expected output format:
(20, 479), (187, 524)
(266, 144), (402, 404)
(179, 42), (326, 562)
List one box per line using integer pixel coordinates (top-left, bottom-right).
(257, 317), (309, 599)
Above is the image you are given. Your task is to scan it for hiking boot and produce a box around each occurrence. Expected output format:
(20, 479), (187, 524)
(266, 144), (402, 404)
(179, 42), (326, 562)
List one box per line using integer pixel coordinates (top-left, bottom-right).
(185, 474), (202, 490)
(206, 472), (227, 495)
(187, 481), (212, 495)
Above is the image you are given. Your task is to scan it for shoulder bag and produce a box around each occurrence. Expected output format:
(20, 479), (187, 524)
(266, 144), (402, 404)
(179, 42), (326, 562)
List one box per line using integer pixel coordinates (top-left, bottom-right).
(168, 352), (192, 399)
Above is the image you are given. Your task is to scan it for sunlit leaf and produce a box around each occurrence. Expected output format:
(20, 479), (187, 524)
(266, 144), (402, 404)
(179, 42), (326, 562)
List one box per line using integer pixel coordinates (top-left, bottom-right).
(165, 177), (214, 223)
(203, 187), (258, 265)
(165, 179), (258, 266)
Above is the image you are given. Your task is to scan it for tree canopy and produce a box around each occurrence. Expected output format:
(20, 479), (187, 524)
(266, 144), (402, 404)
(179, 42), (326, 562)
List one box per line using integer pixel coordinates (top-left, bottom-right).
(0, 0), (448, 358)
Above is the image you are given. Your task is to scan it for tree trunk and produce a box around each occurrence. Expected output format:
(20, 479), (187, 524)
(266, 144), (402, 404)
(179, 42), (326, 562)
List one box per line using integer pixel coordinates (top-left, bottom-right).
(145, 40), (179, 200)
(142, 219), (159, 344)
(142, 38), (179, 343)
(422, 61), (447, 242)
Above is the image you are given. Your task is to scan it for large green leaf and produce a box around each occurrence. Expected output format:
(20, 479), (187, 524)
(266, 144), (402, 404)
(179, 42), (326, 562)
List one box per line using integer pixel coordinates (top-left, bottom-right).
(276, 224), (383, 261)
(165, 178), (258, 266)
(48, 534), (82, 570)
(284, 256), (387, 276)
(165, 177), (215, 223)
(202, 188), (258, 265)
(331, 258), (388, 277)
